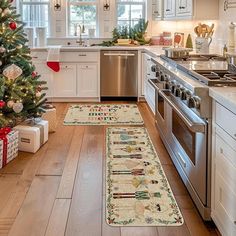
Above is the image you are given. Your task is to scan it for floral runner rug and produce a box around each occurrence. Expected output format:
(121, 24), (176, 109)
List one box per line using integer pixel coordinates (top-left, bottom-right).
(106, 127), (184, 226)
(64, 104), (144, 126)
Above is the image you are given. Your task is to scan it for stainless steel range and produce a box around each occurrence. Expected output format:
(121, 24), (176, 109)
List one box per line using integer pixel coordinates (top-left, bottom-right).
(149, 54), (236, 220)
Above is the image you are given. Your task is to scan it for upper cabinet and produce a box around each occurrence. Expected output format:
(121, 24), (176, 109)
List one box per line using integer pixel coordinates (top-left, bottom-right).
(152, 0), (163, 20)
(164, 0), (176, 18)
(154, 0), (219, 21)
(176, 0), (193, 17)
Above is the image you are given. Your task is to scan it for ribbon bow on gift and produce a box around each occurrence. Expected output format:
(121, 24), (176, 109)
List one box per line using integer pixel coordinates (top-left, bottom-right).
(0, 127), (12, 167)
(0, 127), (12, 137)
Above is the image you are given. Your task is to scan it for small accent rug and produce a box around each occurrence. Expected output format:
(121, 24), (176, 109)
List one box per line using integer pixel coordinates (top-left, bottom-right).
(106, 127), (184, 226)
(64, 104), (143, 126)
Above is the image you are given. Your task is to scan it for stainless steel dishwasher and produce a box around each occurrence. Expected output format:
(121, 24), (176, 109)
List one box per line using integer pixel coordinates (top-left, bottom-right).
(100, 50), (138, 98)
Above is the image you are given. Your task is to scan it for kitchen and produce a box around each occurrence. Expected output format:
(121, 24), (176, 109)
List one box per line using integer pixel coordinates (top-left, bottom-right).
(0, 0), (236, 235)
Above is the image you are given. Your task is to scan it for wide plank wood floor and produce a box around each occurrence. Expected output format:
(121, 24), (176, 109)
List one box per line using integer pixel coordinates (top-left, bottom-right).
(0, 102), (219, 236)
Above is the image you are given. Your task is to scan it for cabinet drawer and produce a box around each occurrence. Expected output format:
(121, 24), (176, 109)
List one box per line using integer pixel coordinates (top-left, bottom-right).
(60, 52), (99, 62)
(215, 102), (236, 140)
(31, 51), (48, 61)
(215, 130), (236, 193)
(214, 171), (236, 235)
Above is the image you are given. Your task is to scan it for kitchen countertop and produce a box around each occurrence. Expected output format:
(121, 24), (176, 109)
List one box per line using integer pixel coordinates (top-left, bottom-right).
(30, 45), (164, 57)
(210, 87), (236, 114)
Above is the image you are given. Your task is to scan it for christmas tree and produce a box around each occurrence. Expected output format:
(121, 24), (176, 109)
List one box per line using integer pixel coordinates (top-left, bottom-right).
(0, 0), (47, 128)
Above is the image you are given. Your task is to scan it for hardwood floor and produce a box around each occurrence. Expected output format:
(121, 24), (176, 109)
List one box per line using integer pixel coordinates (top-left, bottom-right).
(0, 102), (219, 236)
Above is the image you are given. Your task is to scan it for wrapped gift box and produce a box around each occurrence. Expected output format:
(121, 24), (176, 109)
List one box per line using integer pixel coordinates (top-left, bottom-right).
(13, 119), (48, 153)
(0, 129), (19, 169)
(42, 104), (56, 133)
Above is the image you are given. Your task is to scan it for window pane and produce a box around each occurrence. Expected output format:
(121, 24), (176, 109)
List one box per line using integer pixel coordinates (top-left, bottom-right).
(69, 5), (96, 36)
(131, 4), (144, 20)
(22, 4), (49, 31)
(117, 5), (130, 21)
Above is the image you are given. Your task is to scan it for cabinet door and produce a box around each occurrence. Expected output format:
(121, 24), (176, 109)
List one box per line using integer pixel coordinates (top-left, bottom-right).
(77, 64), (98, 97)
(164, 0), (175, 18)
(152, 0), (163, 20)
(33, 62), (53, 98)
(176, 0), (192, 17)
(53, 63), (77, 97)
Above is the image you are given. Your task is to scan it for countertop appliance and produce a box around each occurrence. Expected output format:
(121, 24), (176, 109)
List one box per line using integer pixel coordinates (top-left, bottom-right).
(149, 54), (236, 221)
(100, 50), (138, 99)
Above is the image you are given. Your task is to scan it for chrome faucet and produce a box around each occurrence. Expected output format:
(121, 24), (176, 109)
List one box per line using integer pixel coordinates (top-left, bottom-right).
(75, 24), (85, 46)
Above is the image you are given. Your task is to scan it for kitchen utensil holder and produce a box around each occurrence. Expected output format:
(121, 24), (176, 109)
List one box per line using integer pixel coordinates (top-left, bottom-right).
(224, 0), (236, 11)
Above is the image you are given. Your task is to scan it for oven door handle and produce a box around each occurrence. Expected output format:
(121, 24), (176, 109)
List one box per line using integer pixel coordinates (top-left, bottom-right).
(159, 90), (205, 133)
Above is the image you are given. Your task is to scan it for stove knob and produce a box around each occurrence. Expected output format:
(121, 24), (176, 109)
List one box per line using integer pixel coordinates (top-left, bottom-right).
(160, 73), (165, 81)
(156, 70), (160, 77)
(187, 96), (201, 109)
(180, 88), (187, 100)
(165, 82), (171, 90)
(151, 65), (157, 73)
(170, 80), (177, 93)
(174, 85), (182, 97)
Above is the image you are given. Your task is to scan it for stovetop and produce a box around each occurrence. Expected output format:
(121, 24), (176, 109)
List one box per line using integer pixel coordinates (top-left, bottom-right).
(160, 54), (236, 87)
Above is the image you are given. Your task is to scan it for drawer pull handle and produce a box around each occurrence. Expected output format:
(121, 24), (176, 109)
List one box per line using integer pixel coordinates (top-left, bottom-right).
(178, 152), (187, 168)
(220, 148), (223, 154)
(234, 221), (236, 224)
(79, 54), (86, 57)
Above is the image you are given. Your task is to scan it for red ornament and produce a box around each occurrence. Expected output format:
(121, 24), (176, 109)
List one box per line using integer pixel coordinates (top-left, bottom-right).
(9, 21), (17, 30)
(32, 71), (37, 78)
(0, 100), (5, 108)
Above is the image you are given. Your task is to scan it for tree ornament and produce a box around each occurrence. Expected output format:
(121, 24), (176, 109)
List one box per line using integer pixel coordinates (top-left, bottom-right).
(32, 71), (37, 78)
(36, 91), (41, 98)
(0, 100), (5, 108)
(7, 100), (15, 108)
(13, 102), (23, 113)
(0, 9), (2, 14)
(0, 46), (6, 53)
(37, 86), (42, 92)
(9, 21), (17, 30)
(3, 64), (23, 80)
(16, 44), (22, 49)
(3, 8), (11, 15)
(0, 61), (2, 66)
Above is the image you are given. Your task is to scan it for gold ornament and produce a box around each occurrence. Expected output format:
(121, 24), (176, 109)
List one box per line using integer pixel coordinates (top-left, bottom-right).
(3, 64), (23, 80)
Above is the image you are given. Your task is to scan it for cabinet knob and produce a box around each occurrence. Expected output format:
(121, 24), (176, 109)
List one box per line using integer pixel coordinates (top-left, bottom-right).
(234, 221), (236, 225)
(220, 148), (223, 154)
(166, 9), (170, 11)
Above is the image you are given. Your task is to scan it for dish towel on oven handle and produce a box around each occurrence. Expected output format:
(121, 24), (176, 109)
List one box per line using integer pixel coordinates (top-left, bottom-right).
(47, 46), (61, 72)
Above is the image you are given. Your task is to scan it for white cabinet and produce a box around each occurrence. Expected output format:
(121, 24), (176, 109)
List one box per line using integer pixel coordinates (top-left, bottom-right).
(163, 0), (218, 20)
(77, 64), (99, 98)
(53, 63), (77, 97)
(164, 0), (176, 18)
(176, 0), (192, 17)
(212, 101), (236, 236)
(33, 62), (53, 98)
(152, 0), (163, 20)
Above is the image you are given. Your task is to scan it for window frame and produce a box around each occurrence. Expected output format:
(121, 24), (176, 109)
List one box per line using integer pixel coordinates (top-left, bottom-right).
(67, 0), (99, 37)
(19, 0), (50, 35)
(116, 0), (146, 29)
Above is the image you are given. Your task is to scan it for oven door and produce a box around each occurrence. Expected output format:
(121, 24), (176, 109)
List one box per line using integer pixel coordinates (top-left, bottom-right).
(155, 87), (168, 135)
(159, 90), (207, 205)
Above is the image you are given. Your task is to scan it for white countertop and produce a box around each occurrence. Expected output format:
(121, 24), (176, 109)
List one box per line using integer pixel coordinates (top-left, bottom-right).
(210, 87), (236, 114)
(30, 45), (164, 57)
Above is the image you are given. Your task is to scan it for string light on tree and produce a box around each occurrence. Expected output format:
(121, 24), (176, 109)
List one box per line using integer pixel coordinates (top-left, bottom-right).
(0, 0), (47, 127)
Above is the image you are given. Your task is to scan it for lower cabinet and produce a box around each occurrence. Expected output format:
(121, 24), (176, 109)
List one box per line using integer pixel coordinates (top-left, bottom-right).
(53, 63), (77, 97)
(212, 101), (236, 236)
(145, 80), (155, 114)
(77, 64), (99, 97)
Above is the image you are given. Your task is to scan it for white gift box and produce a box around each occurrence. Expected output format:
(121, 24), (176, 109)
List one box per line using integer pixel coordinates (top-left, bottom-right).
(13, 120), (48, 153)
(0, 130), (19, 169)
